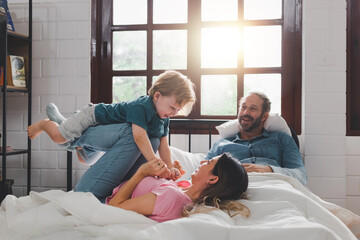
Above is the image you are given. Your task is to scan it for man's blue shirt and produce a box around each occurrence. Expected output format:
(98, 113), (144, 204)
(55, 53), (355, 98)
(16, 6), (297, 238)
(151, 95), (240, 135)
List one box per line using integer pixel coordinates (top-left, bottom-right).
(206, 130), (307, 185)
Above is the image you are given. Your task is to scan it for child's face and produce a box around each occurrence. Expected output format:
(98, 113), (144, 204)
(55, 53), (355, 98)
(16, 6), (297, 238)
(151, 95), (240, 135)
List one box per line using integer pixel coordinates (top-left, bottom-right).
(153, 92), (183, 119)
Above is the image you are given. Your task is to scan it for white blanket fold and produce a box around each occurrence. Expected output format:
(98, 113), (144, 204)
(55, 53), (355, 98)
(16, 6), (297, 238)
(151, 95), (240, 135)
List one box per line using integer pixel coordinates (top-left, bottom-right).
(0, 173), (358, 240)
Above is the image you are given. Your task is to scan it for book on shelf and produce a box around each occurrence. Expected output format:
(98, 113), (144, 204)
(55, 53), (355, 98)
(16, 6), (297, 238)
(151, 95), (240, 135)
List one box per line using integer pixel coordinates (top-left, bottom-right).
(0, 55), (13, 87)
(0, 0), (15, 32)
(9, 55), (25, 88)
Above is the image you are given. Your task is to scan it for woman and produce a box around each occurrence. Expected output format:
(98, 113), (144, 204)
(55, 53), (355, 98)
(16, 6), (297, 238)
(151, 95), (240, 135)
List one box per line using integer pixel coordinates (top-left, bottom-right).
(106, 153), (249, 222)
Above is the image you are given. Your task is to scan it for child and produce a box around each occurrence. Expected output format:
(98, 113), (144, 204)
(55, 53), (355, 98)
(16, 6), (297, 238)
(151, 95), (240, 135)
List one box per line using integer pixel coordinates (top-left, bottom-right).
(28, 70), (196, 180)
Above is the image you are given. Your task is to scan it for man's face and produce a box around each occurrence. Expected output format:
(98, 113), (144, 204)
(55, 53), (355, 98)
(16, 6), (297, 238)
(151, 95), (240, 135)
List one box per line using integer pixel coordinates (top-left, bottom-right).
(238, 94), (267, 132)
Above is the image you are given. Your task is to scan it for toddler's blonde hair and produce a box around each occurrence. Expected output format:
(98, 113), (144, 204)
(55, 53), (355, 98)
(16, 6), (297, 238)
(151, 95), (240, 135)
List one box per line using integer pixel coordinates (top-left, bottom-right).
(148, 70), (196, 116)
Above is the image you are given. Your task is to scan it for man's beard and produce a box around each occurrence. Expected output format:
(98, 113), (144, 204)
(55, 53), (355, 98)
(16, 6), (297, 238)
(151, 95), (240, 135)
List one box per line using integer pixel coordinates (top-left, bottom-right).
(239, 114), (263, 132)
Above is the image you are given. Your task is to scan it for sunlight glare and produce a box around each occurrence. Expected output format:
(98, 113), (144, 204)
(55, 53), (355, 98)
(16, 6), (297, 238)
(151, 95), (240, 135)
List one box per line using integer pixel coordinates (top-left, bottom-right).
(201, 27), (240, 68)
(113, 0), (147, 25)
(201, 0), (238, 21)
(154, 0), (187, 24)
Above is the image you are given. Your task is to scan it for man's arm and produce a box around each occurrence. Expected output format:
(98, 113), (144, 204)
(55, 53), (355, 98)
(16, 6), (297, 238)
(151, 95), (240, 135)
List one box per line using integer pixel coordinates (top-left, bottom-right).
(241, 155), (307, 185)
(272, 133), (307, 185)
(243, 134), (307, 185)
(270, 165), (307, 185)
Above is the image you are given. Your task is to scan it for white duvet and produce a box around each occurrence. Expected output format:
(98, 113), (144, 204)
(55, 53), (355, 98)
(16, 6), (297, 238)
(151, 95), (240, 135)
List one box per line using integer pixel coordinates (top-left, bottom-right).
(0, 172), (358, 240)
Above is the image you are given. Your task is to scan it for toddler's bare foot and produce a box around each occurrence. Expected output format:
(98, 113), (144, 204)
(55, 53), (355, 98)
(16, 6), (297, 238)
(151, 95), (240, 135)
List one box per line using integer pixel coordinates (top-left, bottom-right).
(28, 119), (46, 139)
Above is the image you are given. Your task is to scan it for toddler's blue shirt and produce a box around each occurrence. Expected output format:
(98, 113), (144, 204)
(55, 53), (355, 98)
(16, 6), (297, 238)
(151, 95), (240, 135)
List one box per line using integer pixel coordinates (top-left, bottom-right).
(94, 95), (169, 138)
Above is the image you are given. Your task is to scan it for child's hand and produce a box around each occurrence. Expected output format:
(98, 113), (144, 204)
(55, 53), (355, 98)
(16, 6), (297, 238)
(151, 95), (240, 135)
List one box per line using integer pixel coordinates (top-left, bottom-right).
(173, 160), (186, 176)
(165, 160), (186, 181)
(155, 160), (185, 180)
(169, 167), (181, 181)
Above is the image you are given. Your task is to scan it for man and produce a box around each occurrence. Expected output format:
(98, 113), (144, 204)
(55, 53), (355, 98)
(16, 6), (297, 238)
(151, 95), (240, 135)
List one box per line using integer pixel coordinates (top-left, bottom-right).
(205, 92), (307, 185)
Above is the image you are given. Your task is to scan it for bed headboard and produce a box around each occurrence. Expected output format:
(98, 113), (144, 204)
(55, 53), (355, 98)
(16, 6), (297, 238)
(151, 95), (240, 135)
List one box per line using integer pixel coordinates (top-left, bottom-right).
(168, 119), (227, 151)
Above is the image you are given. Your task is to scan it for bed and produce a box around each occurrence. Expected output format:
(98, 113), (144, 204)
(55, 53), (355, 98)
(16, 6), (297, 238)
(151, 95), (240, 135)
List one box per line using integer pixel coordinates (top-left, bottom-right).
(0, 118), (359, 240)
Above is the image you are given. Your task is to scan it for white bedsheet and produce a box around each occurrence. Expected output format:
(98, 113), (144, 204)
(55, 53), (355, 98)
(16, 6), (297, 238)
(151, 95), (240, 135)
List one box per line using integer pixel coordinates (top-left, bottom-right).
(0, 173), (357, 240)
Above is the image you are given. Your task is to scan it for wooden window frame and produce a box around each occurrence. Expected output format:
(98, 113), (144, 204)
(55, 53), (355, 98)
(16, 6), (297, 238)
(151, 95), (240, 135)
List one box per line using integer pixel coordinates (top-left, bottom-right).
(91, 0), (302, 134)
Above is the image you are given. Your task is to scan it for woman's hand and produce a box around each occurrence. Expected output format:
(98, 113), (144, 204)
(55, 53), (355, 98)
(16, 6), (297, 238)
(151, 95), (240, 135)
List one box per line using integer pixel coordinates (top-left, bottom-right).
(139, 158), (169, 177)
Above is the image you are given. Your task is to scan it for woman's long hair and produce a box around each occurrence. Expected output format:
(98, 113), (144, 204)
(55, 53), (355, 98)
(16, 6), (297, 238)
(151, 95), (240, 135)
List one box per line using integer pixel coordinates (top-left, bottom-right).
(183, 153), (250, 218)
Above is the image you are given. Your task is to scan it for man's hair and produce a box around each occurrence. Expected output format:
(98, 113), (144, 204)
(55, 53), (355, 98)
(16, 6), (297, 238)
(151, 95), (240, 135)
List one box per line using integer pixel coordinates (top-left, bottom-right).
(148, 70), (196, 116)
(240, 91), (271, 114)
(183, 153), (250, 218)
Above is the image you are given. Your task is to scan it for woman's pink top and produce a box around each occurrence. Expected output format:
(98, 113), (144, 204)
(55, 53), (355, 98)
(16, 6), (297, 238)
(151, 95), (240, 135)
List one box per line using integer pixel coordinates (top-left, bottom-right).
(105, 176), (192, 222)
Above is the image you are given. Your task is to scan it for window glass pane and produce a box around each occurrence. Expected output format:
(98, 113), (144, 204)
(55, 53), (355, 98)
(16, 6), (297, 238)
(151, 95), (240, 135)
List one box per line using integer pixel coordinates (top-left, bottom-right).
(244, 26), (281, 68)
(201, 27), (239, 68)
(244, 0), (282, 20)
(113, 0), (147, 25)
(113, 31), (147, 70)
(153, 30), (187, 70)
(201, 75), (237, 115)
(152, 76), (157, 84)
(244, 74), (281, 114)
(113, 76), (146, 103)
(201, 0), (238, 21)
(154, 0), (188, 24)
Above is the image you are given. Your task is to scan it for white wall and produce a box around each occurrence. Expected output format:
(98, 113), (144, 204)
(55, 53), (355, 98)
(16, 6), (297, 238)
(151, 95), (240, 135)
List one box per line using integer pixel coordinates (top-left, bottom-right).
(303, 0), (360, 214)
(2, 0), (359, 214)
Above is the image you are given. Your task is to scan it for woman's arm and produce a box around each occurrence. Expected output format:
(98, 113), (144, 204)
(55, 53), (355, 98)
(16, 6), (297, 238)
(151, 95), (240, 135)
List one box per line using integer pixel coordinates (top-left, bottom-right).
(115, 192), (157, 215)
(108, 159), (167, 207)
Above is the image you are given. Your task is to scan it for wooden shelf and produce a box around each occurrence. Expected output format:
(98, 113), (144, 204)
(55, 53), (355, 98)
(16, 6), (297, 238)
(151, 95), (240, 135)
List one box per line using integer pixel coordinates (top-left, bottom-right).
(0, 85), (29, 93)
(0, 179), (14, 185)
(7, 30), (30, 41)
(0, 149), (29, 156)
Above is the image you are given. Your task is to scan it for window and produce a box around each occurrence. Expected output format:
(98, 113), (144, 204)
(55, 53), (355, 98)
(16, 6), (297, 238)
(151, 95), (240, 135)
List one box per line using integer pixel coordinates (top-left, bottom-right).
(91, 0), (302, 133)
(347, 0), (360, 136)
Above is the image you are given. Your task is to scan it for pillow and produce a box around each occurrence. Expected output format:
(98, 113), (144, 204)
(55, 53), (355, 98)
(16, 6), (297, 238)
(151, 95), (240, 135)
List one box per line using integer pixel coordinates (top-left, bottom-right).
(215, 119), (240, 139)
(215, 113), (291, 138)
(263, 113), (292, 136)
